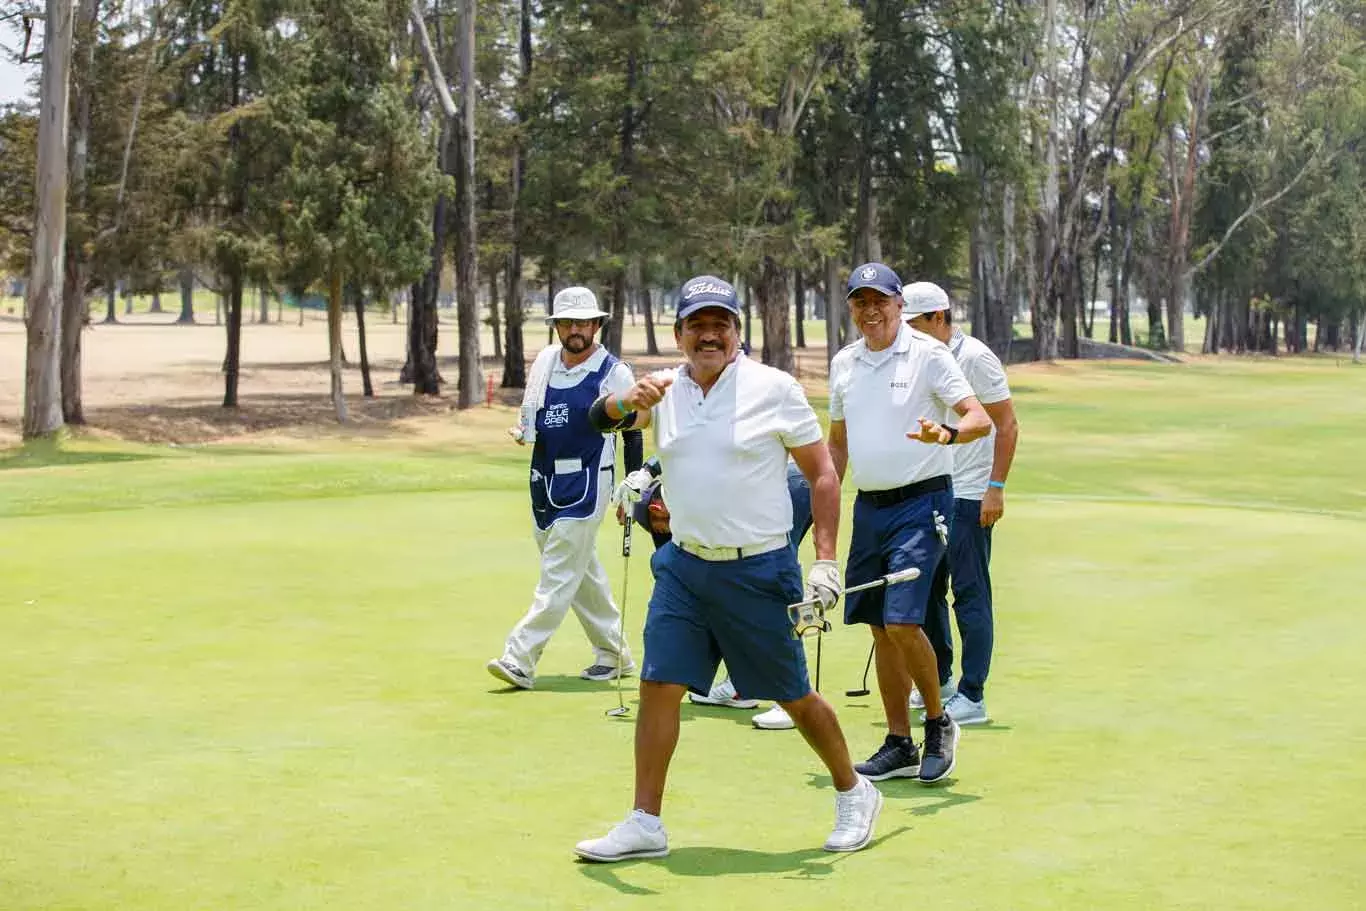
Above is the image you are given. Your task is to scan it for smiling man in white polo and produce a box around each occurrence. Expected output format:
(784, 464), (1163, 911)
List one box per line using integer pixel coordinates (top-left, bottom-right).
(574, 274), (882, 862)
(487, 287), (642, 690)
(828, 263), (992, 785)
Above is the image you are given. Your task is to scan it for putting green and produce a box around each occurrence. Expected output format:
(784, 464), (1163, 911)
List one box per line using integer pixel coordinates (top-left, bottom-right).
(1, 358), (1363, 909)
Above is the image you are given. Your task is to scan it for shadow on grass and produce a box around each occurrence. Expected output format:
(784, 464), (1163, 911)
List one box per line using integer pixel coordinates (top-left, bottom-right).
(578, 827), (914, 893)
(0, 439), (162, 471)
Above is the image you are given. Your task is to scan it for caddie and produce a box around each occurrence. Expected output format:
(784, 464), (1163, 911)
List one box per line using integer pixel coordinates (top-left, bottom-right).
(487, 287), (643, 690)
(828, 263), (991, 785)
(903, 282), (1020, 726)
(575, 274), (882, 862)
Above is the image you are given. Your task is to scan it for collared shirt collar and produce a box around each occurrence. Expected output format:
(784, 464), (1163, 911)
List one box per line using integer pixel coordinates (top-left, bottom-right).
(855, 323), (911, 363)
(949, 327), (967, 356)
(553, 344), (605, 375)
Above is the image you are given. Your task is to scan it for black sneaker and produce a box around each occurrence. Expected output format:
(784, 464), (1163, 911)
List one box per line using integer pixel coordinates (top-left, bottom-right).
(918, 714), (960, 783)
(581, 663), (636, 682)
(854, 734), (921, 781)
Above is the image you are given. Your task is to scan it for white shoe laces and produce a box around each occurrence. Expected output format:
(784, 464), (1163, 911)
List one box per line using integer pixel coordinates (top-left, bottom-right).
(834, 783), (866, 831)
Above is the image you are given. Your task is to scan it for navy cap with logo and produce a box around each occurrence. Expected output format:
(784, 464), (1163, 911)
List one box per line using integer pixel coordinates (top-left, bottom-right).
(846, 262), (902, 300)
(677, 275), (740, 322)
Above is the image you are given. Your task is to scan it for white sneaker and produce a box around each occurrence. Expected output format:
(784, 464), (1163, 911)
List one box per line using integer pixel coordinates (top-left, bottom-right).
(943, 692), (989, 725)
(823, 776), (882, 853)
(688, 677), (760, 709)
(909, 678), (955, 710)
(751, 705), (795, 730)
(574, 813), (669, 862)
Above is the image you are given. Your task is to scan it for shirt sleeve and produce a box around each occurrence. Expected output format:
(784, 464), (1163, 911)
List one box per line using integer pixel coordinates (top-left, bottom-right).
(602, 361), (635, 397)
(967, 348), (1011, 405)
(778, 377), (824, 448)
(828, 354), (847, 421)
(929, 345), (976, 410)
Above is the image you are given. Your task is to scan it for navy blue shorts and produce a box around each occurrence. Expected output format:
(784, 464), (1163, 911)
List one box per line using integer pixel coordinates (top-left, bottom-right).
(844, 487), (953, 628)
(641, 542), (810, 703)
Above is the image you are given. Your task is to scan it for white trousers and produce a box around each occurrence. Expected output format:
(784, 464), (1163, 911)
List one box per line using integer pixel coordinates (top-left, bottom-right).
(502, 482), (631, 676)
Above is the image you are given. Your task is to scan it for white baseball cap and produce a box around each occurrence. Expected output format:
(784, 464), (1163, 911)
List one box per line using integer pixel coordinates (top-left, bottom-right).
(901, 281), (951, 318)
(545, 286), (610, 324)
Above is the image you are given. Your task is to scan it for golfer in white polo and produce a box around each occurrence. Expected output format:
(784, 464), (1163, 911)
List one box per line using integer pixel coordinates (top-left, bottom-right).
(574, 275), (882, 862)
(487, 288), (642, 690)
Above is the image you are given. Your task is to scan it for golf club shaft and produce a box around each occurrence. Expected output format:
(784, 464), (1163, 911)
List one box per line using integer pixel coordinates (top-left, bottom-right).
(789, 566), (921, 611)
(611, 519), (633, 714)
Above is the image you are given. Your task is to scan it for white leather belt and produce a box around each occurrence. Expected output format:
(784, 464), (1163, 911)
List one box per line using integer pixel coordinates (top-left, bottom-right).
(676, 536), (788, 562)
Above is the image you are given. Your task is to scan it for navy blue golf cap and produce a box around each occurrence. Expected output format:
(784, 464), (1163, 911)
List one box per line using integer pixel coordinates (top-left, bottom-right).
(846, 262), (902, 299)
(677, 275), (740, 321)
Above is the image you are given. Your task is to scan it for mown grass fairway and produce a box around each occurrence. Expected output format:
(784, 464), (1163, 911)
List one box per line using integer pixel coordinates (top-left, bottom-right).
(2, 358), (1364, 910)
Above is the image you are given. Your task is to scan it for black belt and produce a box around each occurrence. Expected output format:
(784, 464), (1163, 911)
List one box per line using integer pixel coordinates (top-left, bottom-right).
(857, 474), (950, 507)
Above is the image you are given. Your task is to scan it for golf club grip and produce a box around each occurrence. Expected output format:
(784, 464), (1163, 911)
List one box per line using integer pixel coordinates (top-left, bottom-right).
(622, 517), (632, 557)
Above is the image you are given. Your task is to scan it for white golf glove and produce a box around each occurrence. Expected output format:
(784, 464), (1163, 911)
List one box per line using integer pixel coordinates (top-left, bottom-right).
(805, 559), (842, 610)
(612, 467), (654, 508)
(933, 509), (949, 546)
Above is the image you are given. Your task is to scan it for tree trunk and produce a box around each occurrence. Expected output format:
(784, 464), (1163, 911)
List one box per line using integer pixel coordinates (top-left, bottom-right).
(406, 171), (446, 394)
(328, 269), (348, 421)
(1352, 309), (1364, 364)
(23, 0), (75, 440)
(641, 282), (658, 356)
(487, 264), (502, 360)
(609, 271), (627, 356)
(150, 287), (162, 313)
(501, 0), (530, 389)
(177, 267), (195, 323)
(59, 0), (98, 427)
(742, 280), (753, 350)
(124, 287), (133, 315)
(259, 285), (269, 323)
(824, 257), (842, 366)
(454, 0), (482, 408)
(757, 257), (794, 373)
(222, 264), (243, 407)
(352, 284), (373, 397)
(793, 269), (806, 349)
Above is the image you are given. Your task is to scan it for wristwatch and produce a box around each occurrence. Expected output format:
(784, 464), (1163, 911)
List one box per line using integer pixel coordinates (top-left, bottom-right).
(941, 425), (959, 445)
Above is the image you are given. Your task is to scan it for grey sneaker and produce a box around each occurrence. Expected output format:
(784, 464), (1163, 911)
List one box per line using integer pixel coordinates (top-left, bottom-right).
(581, 663), (636, 682)
(918, 714), (960, 783)
(943, 692), (989, 725)
(486, 658), (534, 690)
(909, 678), (955, 710)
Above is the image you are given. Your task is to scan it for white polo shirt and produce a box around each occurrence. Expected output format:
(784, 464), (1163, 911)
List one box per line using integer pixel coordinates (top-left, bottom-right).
(652, 355), (823, 548)
(829, 323), (974, 492)
(949, 329), (1011, 500)
(547, 345), (634, 469)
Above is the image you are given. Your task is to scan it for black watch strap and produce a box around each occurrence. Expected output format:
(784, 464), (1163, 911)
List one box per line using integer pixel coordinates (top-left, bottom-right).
(943, 425), (959, 445)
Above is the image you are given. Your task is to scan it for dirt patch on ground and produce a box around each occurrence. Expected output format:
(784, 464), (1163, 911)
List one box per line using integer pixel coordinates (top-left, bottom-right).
(0, 312), (1091, 447)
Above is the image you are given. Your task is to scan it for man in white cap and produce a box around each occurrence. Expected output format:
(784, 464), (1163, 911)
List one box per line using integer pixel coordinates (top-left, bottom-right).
(902, 282), (1019, 726)
(574, 274), (882, 862)
(829, 262), (991, 786)
(487, 287), (642, 689)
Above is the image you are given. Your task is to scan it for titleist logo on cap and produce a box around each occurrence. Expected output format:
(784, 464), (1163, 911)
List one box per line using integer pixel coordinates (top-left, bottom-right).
(683, 280), (730, 300)
(860, 267), (878, 281)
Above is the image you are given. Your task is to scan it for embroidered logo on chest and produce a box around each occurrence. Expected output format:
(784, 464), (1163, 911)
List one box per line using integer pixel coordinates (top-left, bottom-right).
(544, 403), (571, 427)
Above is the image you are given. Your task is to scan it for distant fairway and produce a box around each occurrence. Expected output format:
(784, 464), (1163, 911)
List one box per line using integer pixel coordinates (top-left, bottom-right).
(1, 358), (1363, 910)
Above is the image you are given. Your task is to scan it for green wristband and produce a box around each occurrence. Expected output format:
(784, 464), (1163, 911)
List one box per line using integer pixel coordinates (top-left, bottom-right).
(616, 395), (635, 415)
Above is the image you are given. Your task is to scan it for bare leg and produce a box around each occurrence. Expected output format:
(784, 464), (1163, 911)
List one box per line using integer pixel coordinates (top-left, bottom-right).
(779, 691), (858, 791)
(633, 680), (687, 814)
(886, 623), (944, 719)
(872, 628), (913, 737)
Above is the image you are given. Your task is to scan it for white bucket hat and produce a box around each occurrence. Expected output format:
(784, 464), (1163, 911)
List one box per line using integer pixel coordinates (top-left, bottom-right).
(545, 286), (610, 324)
(901, 281), (951, 318)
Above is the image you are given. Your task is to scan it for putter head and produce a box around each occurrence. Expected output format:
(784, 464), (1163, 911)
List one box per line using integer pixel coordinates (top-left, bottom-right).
(605, 706), (630, 717)
(845, 688), (871, 697)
